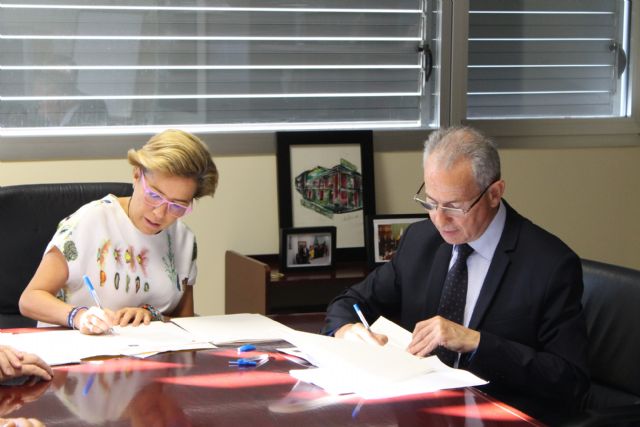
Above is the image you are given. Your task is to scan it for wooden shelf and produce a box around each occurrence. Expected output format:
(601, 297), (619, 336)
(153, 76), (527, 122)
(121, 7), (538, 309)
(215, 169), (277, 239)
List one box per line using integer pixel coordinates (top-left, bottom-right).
(225, 251), (368, 315)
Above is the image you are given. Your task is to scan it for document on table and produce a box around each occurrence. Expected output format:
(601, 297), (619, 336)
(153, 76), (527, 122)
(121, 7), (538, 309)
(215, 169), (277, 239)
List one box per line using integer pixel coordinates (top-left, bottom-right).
(370, 315), (413, 350)
(3, 321), (214, 365)
(287, 316), (487, 399)
(171, 313), (294, 344)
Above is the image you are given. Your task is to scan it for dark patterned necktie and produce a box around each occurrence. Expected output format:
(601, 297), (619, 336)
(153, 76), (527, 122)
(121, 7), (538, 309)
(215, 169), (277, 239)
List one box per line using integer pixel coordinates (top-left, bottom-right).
(434, 243), (474, 366)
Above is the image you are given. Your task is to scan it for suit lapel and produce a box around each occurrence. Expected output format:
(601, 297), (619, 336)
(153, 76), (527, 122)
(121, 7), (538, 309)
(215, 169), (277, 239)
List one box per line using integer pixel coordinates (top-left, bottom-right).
(423, 243), (452, 319)
(468, 202), (522, 330)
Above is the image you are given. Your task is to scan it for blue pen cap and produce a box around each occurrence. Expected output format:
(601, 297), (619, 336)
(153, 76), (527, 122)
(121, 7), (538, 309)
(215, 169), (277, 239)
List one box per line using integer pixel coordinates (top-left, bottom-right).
(237, 344), (256, 353)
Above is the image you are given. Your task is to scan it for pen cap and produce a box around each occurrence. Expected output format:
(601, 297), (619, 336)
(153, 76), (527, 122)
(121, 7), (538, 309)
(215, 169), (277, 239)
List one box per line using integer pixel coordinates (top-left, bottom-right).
(83, 275), (95, 291)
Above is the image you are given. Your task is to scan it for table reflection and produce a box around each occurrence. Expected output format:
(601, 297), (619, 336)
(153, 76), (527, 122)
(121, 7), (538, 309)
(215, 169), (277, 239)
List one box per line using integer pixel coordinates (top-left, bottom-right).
(52, 352), (194, 426)
(2, 347), (539, 427)
(0, 379), (50, 420)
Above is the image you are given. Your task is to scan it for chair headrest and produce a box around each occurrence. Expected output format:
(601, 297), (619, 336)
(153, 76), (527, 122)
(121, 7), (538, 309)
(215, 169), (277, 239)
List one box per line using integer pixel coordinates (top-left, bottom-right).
(0, 182), (132, 320)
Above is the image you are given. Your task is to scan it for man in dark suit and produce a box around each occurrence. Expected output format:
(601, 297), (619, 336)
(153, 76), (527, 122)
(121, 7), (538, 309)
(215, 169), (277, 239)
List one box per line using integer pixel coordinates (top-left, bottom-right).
(323, 126), (589, 423)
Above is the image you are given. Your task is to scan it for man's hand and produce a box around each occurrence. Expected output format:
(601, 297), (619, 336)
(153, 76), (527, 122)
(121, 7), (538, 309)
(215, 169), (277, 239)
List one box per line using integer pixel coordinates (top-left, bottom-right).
(408, 316), (480, 357)
(0, 346), (52, 383)
(334, 323), (389, 346)
(113, 307), (152, 327)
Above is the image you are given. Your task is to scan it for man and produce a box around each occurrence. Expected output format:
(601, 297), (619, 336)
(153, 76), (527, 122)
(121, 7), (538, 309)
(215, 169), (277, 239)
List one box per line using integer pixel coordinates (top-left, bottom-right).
(323, 126), (589, 423)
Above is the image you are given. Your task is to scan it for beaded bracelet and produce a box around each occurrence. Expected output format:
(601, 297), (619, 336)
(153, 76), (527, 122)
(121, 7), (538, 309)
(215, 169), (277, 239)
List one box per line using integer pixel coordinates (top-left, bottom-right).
(141, 304), (163, 321)
(67, 306), (88, 329)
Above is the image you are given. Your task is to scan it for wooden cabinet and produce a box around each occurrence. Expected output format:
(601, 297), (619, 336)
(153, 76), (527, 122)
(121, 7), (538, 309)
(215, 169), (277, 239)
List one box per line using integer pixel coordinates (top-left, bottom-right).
(225, 251), (369, 315)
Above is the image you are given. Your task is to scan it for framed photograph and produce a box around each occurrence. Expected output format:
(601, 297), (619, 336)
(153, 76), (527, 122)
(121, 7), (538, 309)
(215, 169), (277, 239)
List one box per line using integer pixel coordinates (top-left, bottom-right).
(365, 214), (425, 268)
(277, 130), (375, 261)
(279, 226), (337, 272)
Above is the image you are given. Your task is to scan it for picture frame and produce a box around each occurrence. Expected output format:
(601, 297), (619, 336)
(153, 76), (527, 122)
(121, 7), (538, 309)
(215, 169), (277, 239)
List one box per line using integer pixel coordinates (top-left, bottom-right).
(365, 214), (426, 269)
(279, 226), (337, 272)
(276, 130), (375, 262)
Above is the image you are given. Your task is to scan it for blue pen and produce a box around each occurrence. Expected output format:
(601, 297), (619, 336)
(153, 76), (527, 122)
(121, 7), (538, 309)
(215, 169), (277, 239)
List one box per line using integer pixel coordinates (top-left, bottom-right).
(237, 344), (256, 353)
(229, 354), (269, 368)
(229, 358), (258, 367)
(82, 373), (96, 396)
(82, 275), (115, 334)
(353, 303), (371, 330)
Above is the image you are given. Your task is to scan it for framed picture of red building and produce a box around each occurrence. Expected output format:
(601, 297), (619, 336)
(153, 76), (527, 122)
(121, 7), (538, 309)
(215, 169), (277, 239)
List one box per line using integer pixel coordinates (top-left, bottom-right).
(277, 131), (375, 261)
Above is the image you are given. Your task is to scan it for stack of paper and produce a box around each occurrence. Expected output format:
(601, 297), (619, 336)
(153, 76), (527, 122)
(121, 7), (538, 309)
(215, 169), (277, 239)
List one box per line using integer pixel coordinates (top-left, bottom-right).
(3, 321), (214, 365)
(286, 316), (487, 399)
(172, 313), (294, 344)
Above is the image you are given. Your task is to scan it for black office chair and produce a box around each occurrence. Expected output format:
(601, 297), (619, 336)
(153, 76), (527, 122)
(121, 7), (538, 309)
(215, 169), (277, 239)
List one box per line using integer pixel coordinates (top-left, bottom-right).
(565, 259), (640, 426)
(0, 182), (132, 328)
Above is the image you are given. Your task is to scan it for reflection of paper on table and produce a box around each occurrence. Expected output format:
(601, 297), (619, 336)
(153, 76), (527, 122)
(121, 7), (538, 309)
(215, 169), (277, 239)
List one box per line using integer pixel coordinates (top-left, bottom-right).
(4, 321), (214, 365)
(171, 313), (293, 344)
(268, 380), (353, 414)
(286, 316), (487, 399)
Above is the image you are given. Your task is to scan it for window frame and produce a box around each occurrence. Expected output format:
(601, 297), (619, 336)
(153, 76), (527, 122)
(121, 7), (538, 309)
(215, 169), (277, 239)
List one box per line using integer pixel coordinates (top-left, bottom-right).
(1, 0), (639, 162)
(449, 0), (640, 145)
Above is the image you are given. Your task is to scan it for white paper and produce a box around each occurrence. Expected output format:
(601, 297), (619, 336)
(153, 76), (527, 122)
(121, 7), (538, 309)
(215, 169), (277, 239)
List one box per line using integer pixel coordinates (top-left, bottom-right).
(286, 316), (487, 399)
(290, 364), (488, 399)
(370, 315), (413, 350)
(4, 321), (213, 365)
(284, 330), (438, 388)
(171, 313), (293, 344)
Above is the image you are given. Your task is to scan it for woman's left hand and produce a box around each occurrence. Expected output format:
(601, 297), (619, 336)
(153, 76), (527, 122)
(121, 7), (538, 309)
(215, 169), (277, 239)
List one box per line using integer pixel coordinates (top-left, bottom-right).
(113, 307), (152, 327)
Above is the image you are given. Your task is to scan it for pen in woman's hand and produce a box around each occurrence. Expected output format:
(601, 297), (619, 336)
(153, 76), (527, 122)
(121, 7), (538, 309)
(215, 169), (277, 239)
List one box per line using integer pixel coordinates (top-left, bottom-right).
(82, 275), (115, 334)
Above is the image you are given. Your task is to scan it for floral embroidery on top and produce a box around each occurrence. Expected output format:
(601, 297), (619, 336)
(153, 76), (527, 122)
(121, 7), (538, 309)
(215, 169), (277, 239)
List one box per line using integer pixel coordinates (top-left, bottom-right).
(97, 240), (111, 286)
(162, 234), (180, 291)
(113, 247), (122, 265)
(125, 246), (136, 271)
(62, 240), (78, 261)
(136, 249), (149, 276)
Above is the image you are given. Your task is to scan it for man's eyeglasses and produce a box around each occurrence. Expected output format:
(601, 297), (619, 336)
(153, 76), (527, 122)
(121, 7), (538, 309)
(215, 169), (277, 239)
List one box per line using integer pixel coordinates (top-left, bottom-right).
(140, 173), (193, 218)
(412, 181), (494, 217)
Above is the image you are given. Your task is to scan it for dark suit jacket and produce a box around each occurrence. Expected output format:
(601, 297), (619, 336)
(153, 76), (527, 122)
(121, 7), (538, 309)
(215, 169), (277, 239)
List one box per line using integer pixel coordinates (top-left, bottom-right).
(323, 201), (589, 423)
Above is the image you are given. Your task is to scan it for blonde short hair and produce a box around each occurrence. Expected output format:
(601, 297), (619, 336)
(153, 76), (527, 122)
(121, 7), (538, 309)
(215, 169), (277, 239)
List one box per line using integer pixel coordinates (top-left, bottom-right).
(127, 129), (218, 199)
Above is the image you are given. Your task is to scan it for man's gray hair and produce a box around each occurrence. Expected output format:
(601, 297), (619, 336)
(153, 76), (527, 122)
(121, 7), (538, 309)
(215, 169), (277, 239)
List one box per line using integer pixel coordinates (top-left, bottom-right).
(422, 126), (501, 189)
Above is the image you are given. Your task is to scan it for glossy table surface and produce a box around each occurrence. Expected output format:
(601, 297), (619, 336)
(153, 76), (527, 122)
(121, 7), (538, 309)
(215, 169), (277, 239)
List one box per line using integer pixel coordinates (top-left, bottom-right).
(2, 318), (544, 426)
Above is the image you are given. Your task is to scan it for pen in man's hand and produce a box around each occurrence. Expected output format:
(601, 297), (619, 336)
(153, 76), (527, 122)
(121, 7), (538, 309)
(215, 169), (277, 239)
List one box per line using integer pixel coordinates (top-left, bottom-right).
(82, 275), (115, 334)
(353, 303), (371, 330)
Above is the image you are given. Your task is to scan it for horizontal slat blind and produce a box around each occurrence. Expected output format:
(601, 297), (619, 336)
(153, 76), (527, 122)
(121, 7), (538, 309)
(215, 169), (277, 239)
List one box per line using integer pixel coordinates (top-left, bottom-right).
(0, 0), (431, 135)
(467, 0), (629, 119)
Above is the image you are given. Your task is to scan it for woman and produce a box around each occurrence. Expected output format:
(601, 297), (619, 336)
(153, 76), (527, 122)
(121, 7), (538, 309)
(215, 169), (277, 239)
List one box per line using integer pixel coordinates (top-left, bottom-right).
(19, 130), (218, 335)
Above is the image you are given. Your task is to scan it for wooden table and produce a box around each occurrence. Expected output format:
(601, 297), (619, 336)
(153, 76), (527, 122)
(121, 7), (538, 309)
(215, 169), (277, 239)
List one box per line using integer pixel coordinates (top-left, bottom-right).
(1, 315), (544, 426)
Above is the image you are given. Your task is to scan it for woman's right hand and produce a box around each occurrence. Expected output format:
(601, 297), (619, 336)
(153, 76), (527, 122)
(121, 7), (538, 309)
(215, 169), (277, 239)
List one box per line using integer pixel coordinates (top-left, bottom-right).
(75, 307), (115, 335)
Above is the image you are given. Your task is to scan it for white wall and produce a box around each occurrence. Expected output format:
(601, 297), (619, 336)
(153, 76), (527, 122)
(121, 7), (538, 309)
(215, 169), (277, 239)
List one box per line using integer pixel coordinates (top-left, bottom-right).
(2, 135), (639, 315)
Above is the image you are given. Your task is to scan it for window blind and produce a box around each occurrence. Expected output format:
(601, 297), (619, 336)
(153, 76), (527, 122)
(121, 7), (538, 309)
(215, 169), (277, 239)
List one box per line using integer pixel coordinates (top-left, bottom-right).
(0, 0), (435, 135)
(467, 0), (629, 119)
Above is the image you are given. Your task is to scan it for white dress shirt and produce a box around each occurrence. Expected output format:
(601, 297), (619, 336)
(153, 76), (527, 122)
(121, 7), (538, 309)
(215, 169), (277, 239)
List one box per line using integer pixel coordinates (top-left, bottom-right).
(448, 201), (506, 327)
